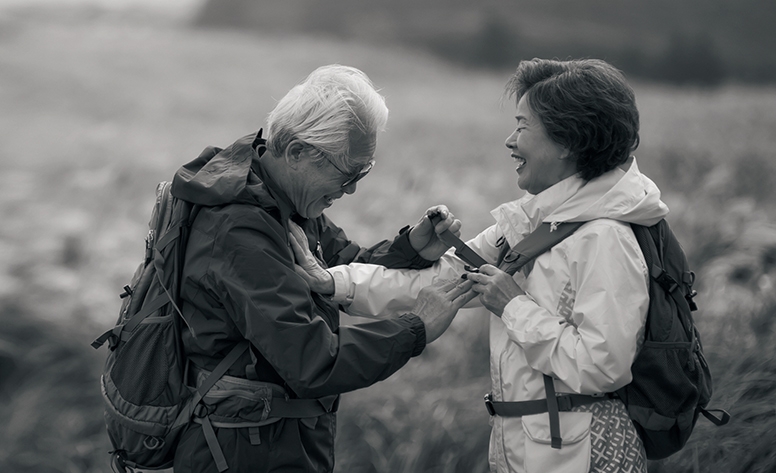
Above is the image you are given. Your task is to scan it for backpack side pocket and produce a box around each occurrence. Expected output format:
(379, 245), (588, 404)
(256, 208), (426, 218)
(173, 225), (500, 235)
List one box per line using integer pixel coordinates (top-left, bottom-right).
(522, 411), (592, 473)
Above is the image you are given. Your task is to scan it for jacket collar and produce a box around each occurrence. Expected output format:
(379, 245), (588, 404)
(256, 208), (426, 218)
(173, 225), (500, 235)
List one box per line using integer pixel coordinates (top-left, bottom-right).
(491, 157), (669, 247)
(172, 129), (289, 219)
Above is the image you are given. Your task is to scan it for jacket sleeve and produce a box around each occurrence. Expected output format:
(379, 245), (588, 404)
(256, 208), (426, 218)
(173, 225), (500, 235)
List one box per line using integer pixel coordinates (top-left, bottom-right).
(500, 222), (649, 394)
(209, 207), (426, 399)
(317, 214), (432, 269)
(327, 225), (503, 317)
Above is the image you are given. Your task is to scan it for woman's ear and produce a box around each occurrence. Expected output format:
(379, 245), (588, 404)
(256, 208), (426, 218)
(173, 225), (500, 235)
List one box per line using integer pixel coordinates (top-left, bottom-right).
(283, 140), (307, 170)
(558, 147), (573, 161)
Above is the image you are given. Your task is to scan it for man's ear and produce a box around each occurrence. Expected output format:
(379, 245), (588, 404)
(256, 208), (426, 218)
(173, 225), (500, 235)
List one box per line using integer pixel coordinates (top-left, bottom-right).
(284, 140), (307, 170)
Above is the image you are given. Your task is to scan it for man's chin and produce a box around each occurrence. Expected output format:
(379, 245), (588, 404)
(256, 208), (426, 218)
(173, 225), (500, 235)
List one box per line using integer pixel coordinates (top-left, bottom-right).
(305, 206), (326, 219)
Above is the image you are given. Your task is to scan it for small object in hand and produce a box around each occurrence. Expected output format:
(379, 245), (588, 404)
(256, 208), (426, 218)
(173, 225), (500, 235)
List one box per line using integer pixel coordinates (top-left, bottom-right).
(464, 265), (479, 273)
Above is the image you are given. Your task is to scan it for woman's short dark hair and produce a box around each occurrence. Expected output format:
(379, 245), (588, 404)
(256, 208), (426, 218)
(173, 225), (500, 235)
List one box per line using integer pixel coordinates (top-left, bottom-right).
(505, 58), (640, 181)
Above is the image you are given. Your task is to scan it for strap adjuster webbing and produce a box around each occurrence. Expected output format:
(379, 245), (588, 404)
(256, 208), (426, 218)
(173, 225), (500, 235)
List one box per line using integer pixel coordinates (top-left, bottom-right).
(544, 375), (562, 449)
(200, 414), (229, 472)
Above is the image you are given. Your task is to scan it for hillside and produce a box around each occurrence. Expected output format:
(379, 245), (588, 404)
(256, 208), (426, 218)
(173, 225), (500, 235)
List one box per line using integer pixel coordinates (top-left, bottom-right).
(194, 0), (776, 85)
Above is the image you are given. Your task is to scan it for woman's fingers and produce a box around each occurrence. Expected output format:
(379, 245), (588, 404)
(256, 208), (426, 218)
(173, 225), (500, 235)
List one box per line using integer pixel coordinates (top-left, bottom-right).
(288, 230), (306, 262)
(288, 221), (320, 269)
(288, 220), (308, 244)
(464, 271), (486, 285)
(288, 222), (307, 252)
(465, 264), (505, 287)
(477, 264), (500, 276)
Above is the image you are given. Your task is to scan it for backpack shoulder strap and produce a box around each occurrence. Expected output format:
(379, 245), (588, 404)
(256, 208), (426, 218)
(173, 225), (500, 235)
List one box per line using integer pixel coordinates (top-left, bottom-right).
(498, 222), (585, 276)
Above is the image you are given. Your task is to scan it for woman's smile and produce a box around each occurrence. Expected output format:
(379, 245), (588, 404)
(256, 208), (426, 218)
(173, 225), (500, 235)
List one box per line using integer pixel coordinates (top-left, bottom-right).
(512, 154), (526, 172)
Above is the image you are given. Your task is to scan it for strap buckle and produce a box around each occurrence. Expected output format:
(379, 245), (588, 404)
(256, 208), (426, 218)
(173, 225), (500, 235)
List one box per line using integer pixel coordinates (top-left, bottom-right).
(194, 402), (215, 418)
(555, 394), (573, 412)
(484, 393), (495, 416)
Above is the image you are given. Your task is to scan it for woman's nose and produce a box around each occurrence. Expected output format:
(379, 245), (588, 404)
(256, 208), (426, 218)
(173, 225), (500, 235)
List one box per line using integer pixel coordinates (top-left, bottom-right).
(505, 130), (517, 149)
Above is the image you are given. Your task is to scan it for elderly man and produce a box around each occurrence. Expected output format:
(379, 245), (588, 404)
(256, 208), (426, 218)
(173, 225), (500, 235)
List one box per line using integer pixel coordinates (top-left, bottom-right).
(170, 65), (474, 473)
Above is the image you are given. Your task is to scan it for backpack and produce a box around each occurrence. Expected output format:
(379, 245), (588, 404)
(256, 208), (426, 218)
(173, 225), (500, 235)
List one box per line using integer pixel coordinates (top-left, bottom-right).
(494, 219), (730, 460)
(91, 181), (247, 472)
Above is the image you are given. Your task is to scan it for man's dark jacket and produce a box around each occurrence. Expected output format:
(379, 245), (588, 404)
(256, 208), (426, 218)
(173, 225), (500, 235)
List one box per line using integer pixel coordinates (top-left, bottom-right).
(170, 131), (430, 472)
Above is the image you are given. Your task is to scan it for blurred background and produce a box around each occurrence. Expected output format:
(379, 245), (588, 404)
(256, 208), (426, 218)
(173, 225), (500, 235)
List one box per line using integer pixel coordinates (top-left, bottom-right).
(1, 0), (775, 472)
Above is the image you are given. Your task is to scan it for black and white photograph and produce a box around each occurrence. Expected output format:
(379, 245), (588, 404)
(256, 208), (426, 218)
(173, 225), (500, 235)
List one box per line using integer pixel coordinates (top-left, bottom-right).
(0, 0), (773, 472)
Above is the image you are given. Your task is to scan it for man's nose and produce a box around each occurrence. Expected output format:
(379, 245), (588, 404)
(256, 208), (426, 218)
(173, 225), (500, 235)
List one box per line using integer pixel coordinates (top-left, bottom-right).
(343, 182), (357, 195)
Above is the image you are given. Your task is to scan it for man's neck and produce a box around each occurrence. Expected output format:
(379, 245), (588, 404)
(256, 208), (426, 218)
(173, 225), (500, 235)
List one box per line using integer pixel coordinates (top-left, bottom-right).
(257, 152), (298, 220)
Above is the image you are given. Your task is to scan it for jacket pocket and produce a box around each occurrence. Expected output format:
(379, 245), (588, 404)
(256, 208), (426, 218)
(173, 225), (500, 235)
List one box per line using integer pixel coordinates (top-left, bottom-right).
(522, 411), (592, 473)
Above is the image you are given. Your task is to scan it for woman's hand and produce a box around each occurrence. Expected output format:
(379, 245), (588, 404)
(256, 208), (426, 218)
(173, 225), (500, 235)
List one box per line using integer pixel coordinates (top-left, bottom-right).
(466, 264), (525, 317)
(411, 278), (477, 343)
(408, 205), (462, 261)
(288, 221), (334, 295)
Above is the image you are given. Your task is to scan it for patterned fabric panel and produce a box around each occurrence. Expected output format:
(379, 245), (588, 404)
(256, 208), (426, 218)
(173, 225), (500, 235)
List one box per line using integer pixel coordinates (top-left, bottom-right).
(573, 399), (647, 473)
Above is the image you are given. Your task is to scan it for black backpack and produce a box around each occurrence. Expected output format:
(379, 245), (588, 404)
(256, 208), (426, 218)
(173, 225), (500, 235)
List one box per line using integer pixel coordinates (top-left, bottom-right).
(92, 182), (247, 472)
(494, 219), (730, 460)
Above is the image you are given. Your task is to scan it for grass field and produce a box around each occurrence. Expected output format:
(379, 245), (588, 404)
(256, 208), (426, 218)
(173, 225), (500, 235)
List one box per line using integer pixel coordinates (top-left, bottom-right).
(1, 7), (776, 473)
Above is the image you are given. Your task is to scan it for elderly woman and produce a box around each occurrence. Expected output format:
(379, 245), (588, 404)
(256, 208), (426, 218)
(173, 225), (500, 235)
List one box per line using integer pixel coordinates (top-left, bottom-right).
(292, 58), (668, 472)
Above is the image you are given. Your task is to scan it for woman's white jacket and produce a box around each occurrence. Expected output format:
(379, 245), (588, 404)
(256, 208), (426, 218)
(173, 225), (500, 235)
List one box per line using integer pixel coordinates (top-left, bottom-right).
(327, 158), (669, 472)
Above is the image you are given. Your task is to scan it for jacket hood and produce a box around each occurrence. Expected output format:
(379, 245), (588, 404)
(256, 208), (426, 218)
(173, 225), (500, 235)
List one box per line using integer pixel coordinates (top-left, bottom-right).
(492, 157), (669, 244)
(171, 130), (282, 210)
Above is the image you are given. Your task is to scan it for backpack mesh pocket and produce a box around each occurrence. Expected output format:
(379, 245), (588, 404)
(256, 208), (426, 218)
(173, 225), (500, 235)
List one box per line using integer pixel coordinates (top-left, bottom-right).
(111, 315), (181, 407)
(628, 341), (698, 416)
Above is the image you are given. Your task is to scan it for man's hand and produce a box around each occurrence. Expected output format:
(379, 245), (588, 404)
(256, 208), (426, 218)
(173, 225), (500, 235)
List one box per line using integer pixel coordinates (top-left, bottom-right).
(408, 205), (462, 261)
(288, 221), (335, 295)
(411, 278), (476, 343)
(465, 264), (525, 317)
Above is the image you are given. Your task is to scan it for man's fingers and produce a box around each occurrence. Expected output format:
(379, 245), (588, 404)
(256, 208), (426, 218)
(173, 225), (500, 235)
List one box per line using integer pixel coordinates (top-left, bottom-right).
(429, 278), (470, 298)
(455, 280), (475, 297)
(427, 206), (454, 229)
(445, 279), (473, 298)
(451, 278), (473, 291)
(456, 288), (479, 305)
(423, 206), (448, 228)
(427, 205), (449, 220)
(433, 278), (460, 292)
(448, 219), (462, 237)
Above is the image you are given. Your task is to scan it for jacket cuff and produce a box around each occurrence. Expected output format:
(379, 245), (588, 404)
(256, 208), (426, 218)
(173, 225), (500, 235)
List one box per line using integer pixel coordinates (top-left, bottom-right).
(329, 269), (353, 305)
(398, 313), (426, 357)
(394, 225), (435, 269)
(501, 294), (535, 321)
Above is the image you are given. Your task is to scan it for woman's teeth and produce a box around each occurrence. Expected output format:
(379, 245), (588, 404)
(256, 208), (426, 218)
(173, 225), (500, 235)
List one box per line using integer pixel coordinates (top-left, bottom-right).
(515, 157), (526, 171)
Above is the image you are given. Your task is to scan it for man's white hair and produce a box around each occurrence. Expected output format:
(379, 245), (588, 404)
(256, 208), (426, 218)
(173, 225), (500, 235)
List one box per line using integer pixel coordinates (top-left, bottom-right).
(266, 65), (389, 168)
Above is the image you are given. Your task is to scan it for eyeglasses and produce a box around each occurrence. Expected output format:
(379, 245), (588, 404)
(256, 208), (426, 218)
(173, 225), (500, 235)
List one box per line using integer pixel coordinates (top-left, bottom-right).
(320, 153), (375, 189)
